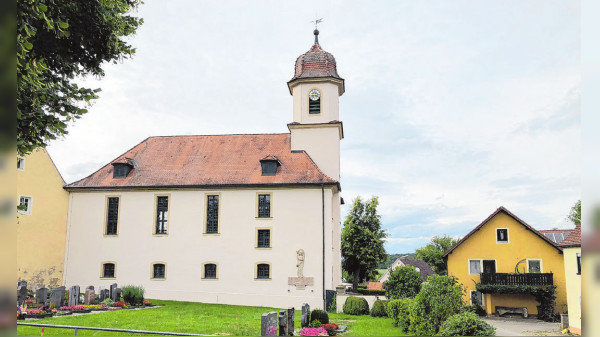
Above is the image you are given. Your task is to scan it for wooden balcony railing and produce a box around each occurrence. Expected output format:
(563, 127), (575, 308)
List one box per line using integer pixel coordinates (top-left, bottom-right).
(480, 272), (553, 286)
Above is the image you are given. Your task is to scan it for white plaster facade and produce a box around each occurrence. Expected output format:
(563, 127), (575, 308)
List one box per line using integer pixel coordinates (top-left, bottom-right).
(63, 34), (345, 309)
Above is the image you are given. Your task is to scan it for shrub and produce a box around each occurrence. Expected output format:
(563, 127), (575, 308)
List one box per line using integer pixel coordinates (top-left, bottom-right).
(383, 266), (423, 300)
(121, 285), (145, 306)
(466, 304), (487, 317)
(370, 300), (387, 317)
(386, 298), (413, 331)
(438, 312), (496, 336)
(101, 298), (114, 306)
(408, 275), (465, 336)
(311, 309), (329, 324)
(320, 323), (339, 336)
(342, 296), (369, 315)
(309, 320), (322, 328)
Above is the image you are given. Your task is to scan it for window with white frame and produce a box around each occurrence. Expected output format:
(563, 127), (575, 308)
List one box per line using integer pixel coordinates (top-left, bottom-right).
(469, 260), (482, 275)
(469, 259), (496, 274)
(470, 290), (484, 307)
(496, 228), (509, 243)
(18, 196), (32, 215)
(527, 259), (542, 273)
(17, 157), (25, 171)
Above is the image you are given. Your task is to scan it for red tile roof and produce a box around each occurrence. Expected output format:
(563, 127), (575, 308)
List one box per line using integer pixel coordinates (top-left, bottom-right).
(560, 224), (581, 247)
(65, 134), (337, 190)
(289, 43), (343, 82)
(367, 282), (383, 291)
(443, 206), (563, 258)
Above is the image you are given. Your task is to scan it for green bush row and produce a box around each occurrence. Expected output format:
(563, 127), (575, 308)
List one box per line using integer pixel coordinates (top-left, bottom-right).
(342, 296), (369, 315)
(370, 300), (387, 317)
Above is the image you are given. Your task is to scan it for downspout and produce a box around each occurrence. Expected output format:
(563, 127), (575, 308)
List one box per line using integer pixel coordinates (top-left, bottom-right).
(322, 184), (326, 310)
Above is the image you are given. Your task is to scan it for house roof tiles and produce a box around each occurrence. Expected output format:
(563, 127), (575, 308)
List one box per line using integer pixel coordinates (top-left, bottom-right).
(65, 134), (337, 190)
(559, 224), (581, 247)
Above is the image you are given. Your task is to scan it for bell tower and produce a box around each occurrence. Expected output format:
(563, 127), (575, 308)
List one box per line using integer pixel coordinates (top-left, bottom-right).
(287, 29), (344, 181)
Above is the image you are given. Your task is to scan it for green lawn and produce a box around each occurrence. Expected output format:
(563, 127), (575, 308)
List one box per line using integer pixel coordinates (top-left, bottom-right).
(17, 300), (405, 336)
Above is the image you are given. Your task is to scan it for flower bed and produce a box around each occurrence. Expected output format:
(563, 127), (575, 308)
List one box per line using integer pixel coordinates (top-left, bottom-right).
(112, 301), (131, 308)
(83, 304), (108, 311)
(300, 327), (328, 336)
(60, 305), (92, 313)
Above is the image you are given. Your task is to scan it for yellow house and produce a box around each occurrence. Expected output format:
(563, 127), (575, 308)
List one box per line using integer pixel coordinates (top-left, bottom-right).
(17, 148), (69, 288)
(560, 224), (581, 334)
(444, 206), (567, 317)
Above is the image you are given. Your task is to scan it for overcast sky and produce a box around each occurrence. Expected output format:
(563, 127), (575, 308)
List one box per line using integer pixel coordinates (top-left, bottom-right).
(46, 1), (580, 253)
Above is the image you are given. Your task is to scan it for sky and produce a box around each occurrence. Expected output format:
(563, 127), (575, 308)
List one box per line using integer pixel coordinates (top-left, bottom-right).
(46, 0), (581, 254)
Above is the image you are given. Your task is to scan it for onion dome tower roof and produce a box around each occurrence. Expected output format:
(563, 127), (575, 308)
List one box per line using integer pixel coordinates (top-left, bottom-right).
(287, 29), (345, 95)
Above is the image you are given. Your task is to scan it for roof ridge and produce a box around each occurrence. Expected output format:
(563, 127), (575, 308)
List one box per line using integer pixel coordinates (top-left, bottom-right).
(147, 133), (290, 138)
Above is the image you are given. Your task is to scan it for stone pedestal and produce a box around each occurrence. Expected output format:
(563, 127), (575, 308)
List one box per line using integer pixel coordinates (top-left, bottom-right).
(288, 277), (314, 290)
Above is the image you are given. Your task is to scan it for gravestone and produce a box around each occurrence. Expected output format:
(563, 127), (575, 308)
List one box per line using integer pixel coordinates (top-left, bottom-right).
(36, 288), (48, 304)
(278, 310), (287, 336)
(17, 282), (28, 306)
(84, 288), (95, 305)
(287, 308), (294, 334)
(115, 288), (122, 302)
(98, 289), (105, 302)
(68, 285), (80, 306)
(110, 283), (118, 301)
(103, 289), (110, 301)
(261, 311), (278, 336)
(86, 285), (94, 291)
(301, 303), (310, 328)
(49, 286), (65, 307)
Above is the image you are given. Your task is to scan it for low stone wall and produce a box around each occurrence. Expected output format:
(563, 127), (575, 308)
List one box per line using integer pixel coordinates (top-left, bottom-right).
(336, 294), (387, 313)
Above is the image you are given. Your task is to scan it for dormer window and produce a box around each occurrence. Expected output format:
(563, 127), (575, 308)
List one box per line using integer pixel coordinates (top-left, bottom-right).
(308, 89), (321, 114)
(113, 164), (131, 178)
(260, 156), (281, 176)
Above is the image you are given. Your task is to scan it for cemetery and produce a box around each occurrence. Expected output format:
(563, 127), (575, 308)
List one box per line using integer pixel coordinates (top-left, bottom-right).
(16, 281), (403, 336)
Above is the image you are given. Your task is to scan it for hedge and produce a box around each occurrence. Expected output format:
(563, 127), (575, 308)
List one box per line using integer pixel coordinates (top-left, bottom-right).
(342, 296), (369, 315)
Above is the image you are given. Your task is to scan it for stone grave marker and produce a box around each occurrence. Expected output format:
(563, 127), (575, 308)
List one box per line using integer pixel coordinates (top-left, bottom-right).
(49, 286), (65, 307)
(278, 310), (287, 336)
(110, 283), (118, 301)
(115, 288), (122, 302)
(261, 311), (278, 336)
(301, 303), (310, 328)
(68, 285), (80, 306)
(287, 308), (294, 334)
(36, 287), (48, 304)
(17, 282), (28, 306)
(103, 289), (110, 301)
(84, 288), (95, 305)
(86, 285), (94, 291)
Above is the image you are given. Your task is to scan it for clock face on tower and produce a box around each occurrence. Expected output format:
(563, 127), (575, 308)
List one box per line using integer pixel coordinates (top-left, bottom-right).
(309, 89), (321, 101)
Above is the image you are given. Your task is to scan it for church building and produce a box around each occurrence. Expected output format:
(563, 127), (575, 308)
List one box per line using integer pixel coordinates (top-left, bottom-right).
(62, 29), (344, 309)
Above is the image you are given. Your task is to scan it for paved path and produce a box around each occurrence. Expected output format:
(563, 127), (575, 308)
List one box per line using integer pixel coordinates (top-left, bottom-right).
(483, 317), (562, 336)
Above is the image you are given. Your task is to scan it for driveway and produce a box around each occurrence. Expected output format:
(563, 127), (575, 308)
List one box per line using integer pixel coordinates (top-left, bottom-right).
(483, 317), (562, 336)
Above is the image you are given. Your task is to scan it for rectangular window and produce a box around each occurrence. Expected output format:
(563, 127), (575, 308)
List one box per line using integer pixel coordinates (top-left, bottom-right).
(153, 264), (165, 279)
(17, 157), (25, 170)
(257, 264), (270, 279)
(258, 194), (271, 218)
(206, 195), (219, 234)
(528, 259), (542, 273)
(155, 196), (168, 235)
(261, 161), (278, 176)
(576, 253), (581, 275)
(103, 263), (115, 278)
(470, 290), (484, 307)
(106, 197), (119, 235)
(482, 260), (496, 274)
(496, 228), (509, 243)
(204, 264), (217, 279)
(469, 260), (482, 275)
(18, 196), (32, 215)
(257, 229), (271, 248)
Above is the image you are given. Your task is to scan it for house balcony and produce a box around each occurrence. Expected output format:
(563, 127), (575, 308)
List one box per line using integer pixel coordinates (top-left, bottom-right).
(480, 273), (554, 286)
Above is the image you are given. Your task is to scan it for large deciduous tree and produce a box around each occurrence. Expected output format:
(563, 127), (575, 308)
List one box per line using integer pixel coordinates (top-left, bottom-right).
(567, 200), (581, 226)
(341, 196), (387, 291)
(415, 235), (458, 275)
(17, 0), (143, 155)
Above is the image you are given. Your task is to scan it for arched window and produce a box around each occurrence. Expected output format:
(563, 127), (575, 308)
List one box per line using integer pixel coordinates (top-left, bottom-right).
(151, 263), (166, 279)
(256, 263), (271, 279)
(203, 263), (218, 279)
(101, 262), (116, 278)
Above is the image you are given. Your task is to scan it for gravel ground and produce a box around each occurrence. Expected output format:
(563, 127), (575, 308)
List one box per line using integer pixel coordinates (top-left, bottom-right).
(483, 317), (563, 336)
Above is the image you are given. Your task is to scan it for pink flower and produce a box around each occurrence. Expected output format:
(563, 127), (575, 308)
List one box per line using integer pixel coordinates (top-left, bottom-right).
(300, 327), (328, 336)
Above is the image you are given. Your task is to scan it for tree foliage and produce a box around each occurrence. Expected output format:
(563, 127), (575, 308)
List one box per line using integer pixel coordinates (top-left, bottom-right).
(383, 265), (423, 300)
(17, 0), (143, 155)
(567, 200), (581, 226)
(415, 235), (458, 275)
(341, 196), (387, 291)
